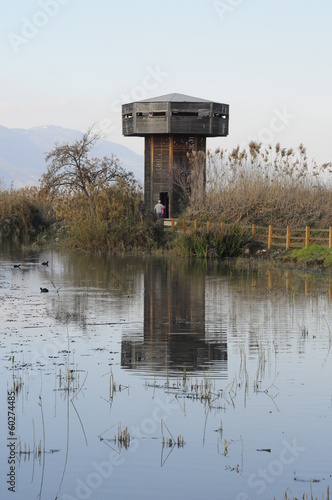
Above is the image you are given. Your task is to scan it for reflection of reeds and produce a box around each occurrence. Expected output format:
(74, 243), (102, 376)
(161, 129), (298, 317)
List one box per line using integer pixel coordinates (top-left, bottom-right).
(239, 345), (249, 394)
(146, 373), (222, 409)
(13, 375), (23, 395)
(322, 315), (332, 367)
(107, 370), (127, 401)
(117, 424), (130, 448)
(38, 395), (46, 456)
(254, 340), (267, 391)
(57, 364), (81, 394)
(16, 436), (42, 462)
(283, 483), (330, 500)
(99, 422), (131, 450)
(161, 419), (184, 448)
(9, 358), (27, 397)
(299, 325), (309, 337)
(110, 370), (116, 399)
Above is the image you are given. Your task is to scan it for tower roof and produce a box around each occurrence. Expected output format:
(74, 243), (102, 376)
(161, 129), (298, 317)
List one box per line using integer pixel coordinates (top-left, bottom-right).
(138, 93), (211, 103)
(122, 94), (229, 138)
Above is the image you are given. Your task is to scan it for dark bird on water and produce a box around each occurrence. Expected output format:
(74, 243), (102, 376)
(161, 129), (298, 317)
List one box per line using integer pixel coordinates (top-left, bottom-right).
(14, 264), (21, 268)
(42, 261), (49, 266)
(40, 287), (49, 293)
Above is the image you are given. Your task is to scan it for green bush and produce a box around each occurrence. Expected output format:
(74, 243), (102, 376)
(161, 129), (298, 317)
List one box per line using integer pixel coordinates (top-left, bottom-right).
(174, 225), (252, 259)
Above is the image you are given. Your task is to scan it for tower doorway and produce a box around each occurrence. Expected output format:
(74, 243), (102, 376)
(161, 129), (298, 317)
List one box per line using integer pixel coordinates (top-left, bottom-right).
(159, 192), (169, 218)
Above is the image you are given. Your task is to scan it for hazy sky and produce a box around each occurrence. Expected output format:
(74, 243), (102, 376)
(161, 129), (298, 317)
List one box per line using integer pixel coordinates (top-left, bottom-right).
(1, 0), (332, 163)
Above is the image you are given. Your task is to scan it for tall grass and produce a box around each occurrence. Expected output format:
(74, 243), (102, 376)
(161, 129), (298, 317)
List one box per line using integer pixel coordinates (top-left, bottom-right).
(0, 182), (165, 252)
(0, 185), (54, 240)
(185, 143), (332, 228)
(52, 185), (164, 252)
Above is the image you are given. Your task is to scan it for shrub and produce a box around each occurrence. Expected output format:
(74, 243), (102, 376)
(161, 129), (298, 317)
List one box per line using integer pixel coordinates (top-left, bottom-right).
(174, 225), (252, 259)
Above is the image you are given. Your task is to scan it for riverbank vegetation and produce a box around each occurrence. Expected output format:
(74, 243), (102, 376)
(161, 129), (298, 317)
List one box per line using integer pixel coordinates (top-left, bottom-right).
(286, 245), (332, 269)
(0, 132), (331, 265)
(184, 142), (332, 228)
(0, 185), (52, 240)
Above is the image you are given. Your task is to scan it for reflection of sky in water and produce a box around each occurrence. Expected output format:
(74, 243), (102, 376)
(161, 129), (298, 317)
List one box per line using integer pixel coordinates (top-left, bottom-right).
(0, 248), (331, 500)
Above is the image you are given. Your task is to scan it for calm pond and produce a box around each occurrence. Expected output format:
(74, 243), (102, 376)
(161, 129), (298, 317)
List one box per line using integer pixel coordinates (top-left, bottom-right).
(0, 244), (332, 500)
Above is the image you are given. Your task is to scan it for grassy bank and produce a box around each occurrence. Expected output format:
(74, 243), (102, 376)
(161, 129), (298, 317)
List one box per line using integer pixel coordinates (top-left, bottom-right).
(285, 245), (332, 269)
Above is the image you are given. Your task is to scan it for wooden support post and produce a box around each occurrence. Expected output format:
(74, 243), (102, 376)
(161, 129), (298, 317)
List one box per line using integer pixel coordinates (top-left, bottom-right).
(286, 226), (291, 250)
(194, 219), (198, 230)
(252, 224), (256, 237)
(305, 226), (310, 248)
(171, 218), (175, 233)
(268, 225), (273, 250)
(207, 221), (211, 232)
(183, 219), (186, 234)
(329, 226), (332, 249)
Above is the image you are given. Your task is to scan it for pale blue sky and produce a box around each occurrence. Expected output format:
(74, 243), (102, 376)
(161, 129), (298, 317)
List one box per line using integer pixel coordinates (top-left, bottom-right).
(1, 0), (332, 163)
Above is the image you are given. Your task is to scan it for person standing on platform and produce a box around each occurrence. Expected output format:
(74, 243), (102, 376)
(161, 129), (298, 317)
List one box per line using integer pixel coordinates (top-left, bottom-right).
(154, 200), (163, 219)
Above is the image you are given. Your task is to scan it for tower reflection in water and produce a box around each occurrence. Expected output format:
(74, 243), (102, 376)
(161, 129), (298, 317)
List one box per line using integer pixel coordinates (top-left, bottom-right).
(121, 259), (227, 377)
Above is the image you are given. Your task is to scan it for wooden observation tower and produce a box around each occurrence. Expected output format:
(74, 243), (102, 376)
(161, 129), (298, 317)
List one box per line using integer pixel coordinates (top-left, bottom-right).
(122, 93), (229, 217)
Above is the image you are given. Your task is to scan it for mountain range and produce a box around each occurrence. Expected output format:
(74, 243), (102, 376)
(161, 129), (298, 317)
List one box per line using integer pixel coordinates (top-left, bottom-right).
(0, 125), (144, 189)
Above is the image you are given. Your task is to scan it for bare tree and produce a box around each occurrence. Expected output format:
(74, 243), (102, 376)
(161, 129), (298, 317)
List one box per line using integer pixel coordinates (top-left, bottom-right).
(40, 127), (136, 198)
(172, 151), (206, 216)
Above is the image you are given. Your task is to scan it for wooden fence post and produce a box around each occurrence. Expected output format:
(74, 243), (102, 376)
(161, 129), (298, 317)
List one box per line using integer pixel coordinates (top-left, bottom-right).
(194, 219), (198, 230)
(329, 226), (332, 249)
(286, 226), (291, 250)
(252, 224), (256, 237)
(183, 219), (186, 234)
(207, 221), (211, 232)
(171, 218), (175, 233)
(305, 226), (310, 248)
(268, 225), (273, 249)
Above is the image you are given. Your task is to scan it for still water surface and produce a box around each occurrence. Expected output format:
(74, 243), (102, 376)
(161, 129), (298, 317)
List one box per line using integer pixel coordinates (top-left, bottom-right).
(0, 245), (332, 499)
